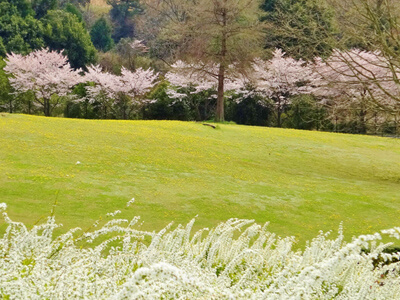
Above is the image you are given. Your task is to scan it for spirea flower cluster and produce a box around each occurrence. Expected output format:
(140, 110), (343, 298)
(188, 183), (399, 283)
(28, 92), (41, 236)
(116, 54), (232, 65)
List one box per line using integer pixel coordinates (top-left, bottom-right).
(0, 202), (399, 299)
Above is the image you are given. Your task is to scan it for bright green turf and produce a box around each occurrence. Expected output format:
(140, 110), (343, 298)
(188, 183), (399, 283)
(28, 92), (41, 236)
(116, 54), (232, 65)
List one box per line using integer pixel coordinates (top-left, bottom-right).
(1, 114), (400, 244)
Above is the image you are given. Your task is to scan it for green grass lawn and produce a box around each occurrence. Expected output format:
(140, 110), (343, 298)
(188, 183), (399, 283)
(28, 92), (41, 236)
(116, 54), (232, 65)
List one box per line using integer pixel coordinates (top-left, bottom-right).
(1, 114), (400, 244)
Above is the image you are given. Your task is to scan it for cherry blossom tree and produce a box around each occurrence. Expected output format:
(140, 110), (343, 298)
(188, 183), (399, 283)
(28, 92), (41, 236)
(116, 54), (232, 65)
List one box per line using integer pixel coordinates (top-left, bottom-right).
(164, 61), (217, 120)
(165, 61), (216, 95)
(165, 53), (317, 125)
(84, 65), (118, 118)
(251, 49), (316, 127)
(115, 39), (149, 71)
(313, 49), (400, 133)
(313, 49), (400, 104)
(4, 49), (83, 117)
(85, 65), (158, 119)
(165, 60), (249, 120)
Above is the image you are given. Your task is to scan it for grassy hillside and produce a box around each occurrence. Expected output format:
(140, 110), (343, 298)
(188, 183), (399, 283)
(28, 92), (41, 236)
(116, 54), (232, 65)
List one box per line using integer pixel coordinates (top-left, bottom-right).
(0, 114), (399, 243)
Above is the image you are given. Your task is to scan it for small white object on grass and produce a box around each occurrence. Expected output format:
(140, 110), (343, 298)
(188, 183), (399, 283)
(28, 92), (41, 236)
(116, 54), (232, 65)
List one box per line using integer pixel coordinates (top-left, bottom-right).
(76, 161), (81, 165)
(127, 198), (135, 207)
(106, 210), (122, 217)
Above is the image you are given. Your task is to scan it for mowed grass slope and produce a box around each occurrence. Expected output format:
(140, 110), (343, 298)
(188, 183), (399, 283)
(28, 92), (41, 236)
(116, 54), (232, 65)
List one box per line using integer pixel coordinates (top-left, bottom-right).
(1, 114), (400, 243)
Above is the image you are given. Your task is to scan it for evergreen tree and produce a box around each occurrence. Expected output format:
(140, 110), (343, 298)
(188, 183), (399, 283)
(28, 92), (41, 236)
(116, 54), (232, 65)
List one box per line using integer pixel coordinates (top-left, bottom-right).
(0, 37), (6, 57)
(32, 0), (57, 18)
(63, 3), (83, 22)
(90, 17), (114, 52)
(42, 10), (97, 68)
(3, 0), (33, 17)
(0, 58), (13, 113)
(108, 0), (142, 42)
(0, 0), (45, 54)
(262, 0), (338, 60)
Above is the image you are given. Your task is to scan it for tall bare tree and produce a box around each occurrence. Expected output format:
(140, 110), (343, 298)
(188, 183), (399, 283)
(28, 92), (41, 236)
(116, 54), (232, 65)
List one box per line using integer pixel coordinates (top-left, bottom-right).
(142, 0), (265, 122)
(319, 0), (400, 111)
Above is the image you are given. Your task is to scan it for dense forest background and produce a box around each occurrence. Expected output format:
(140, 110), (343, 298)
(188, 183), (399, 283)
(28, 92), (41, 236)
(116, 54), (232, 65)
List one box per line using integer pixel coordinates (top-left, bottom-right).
(1, 0), (400, 136)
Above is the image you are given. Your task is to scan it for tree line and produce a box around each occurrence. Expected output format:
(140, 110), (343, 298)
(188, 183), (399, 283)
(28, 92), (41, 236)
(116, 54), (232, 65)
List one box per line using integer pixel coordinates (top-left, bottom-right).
(1, 0), (400, 135)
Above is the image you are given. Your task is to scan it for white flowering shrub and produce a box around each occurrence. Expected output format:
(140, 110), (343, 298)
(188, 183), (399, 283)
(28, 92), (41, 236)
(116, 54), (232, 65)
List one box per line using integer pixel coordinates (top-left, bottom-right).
(0, 202), (400, 299)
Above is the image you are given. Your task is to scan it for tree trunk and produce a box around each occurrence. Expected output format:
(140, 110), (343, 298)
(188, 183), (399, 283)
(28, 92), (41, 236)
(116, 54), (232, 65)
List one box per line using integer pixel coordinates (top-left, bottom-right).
(122, 105), (126, 119)
(44, 99), (51, 117)
(276, 98), (282, 127)
(277, 109), (282, 128)
(335, 115), (338, 132)
(85, 101), (88, 119)
(9, 99), (12, 113)
(215, 7), (227, 123)
(216, 64), (225, 122)
(359, 109), (367, 134)
(194, 102), (201, 121)
(204, 98), (209, 120)
(359, 98), (367, 134)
